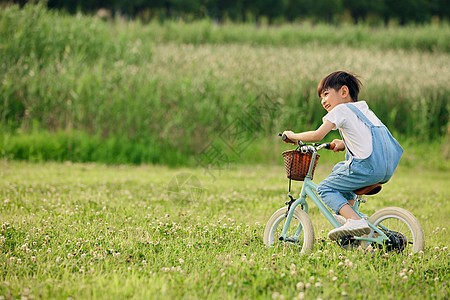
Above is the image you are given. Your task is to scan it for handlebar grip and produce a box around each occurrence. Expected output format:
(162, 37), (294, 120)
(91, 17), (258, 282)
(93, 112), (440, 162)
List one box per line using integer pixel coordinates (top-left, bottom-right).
(278, 133), (296, 144)
(325, 142), (336, 150)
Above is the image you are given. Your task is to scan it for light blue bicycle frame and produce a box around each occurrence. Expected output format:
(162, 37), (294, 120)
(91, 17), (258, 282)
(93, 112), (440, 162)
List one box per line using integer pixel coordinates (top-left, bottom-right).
(280, 148), (392, 245)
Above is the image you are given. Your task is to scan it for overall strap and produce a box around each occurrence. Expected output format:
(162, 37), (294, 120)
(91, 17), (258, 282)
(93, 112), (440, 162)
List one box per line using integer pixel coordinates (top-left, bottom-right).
(345, 103), (375, 127)
(339, 129), (355, 157)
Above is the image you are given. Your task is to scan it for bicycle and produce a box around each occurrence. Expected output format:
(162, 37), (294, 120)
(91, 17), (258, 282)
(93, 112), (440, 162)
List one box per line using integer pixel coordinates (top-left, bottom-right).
(263, 134), (425, 254)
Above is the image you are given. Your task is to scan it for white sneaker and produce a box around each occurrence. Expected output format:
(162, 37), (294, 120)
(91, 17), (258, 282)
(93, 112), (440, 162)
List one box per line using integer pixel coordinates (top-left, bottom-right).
(328, 219), (370, 241)
(333, 214), (346, 226)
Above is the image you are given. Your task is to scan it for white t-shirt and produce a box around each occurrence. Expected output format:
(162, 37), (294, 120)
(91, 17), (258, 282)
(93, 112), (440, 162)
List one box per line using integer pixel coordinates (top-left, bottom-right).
(323, 101), (382, 159)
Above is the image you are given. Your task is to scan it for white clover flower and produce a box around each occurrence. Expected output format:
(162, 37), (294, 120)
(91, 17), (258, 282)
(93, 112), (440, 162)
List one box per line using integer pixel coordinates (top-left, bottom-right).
(296, 282), (305, 290)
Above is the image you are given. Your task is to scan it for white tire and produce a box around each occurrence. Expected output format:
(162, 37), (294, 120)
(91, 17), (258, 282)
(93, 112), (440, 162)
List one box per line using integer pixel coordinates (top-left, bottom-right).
(368, 207), (425, 253)
(263, 207), (315, 254)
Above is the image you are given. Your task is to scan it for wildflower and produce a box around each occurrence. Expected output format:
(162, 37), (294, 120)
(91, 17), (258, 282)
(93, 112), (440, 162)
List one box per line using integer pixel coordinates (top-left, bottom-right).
(31, 256), (36, 262)
(178, 258), (184, 264)
(345, 259), (354, 268)
(443, 247), (448, 251)
(332, 276), (338, 281)
(298, 292), (305, 299)
(219, 269), (225, 277)
(305, 283), (311, 289)
(16, 258), (21, 264)
(435, 247), (440, 251)
(315, 282), (322, 288)
(419, 251), (424, 255)
(296, 282), (305, 290)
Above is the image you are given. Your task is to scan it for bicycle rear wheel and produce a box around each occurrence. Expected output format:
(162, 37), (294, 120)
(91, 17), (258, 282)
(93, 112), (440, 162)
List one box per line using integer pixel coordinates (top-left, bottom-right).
(368, 207), (425, 253)
(263, 207), (315, 254)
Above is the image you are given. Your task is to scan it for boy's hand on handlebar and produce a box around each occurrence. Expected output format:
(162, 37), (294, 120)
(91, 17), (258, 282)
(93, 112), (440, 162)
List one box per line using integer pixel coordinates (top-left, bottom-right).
(331, 139), (345, 152)
(281, 131), (298, 144)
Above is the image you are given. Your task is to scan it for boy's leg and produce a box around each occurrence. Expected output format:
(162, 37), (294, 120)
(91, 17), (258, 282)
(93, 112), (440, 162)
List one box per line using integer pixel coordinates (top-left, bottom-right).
(317, 161), (382, 241)
(317, 160), (382, 214)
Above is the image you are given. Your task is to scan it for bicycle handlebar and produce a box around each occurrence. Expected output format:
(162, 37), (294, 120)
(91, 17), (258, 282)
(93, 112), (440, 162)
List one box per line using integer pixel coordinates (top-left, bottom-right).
(278, 133), (335, 151)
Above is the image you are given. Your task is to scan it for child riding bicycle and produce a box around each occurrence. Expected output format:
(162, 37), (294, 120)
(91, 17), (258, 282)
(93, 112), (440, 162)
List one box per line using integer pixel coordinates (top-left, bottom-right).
(282, 71), (403, 241)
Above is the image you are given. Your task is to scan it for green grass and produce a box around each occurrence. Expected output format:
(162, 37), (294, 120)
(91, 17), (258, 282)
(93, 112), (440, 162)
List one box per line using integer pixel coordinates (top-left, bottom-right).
(1, 4), (449, 165)
(1, 161), (449, 299)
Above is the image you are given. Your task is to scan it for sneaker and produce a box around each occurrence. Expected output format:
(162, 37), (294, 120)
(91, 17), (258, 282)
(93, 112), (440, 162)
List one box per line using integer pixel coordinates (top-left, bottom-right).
(328, 219), (370, 241)
(333, 214), (346, 226)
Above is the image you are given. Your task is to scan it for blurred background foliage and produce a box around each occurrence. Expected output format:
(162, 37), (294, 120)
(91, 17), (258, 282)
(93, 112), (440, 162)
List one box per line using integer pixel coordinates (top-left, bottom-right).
(4, 0), (449, 25)
(0, 3), (449, 167)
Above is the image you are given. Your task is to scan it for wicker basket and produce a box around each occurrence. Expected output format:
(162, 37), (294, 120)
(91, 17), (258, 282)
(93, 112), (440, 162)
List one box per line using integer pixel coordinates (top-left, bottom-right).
(282, 150), (319, 181)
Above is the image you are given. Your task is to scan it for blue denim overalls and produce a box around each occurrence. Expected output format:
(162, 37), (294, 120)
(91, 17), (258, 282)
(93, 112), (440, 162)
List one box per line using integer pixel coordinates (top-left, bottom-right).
(317, 103), (403, 213)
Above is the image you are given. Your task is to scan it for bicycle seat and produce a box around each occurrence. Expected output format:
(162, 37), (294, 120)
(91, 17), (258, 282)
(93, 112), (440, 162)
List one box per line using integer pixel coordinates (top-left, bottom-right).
(354, 183), (382, 195)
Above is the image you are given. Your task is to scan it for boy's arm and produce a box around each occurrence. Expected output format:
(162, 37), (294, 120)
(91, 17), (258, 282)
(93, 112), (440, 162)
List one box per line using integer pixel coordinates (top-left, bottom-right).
(282, 120), (335, 142)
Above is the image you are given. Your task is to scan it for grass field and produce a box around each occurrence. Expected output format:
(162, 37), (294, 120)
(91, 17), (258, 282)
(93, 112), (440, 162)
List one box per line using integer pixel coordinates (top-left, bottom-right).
(1, 160), (449, 299)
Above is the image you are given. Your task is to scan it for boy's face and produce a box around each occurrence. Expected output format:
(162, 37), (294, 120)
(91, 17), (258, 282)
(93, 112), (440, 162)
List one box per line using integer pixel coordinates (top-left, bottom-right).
(320, 86), (346, 112)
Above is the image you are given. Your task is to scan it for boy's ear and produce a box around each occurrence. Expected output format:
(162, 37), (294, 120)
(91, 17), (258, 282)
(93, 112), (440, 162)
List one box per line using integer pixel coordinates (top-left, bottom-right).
(340, 85), (349, 98)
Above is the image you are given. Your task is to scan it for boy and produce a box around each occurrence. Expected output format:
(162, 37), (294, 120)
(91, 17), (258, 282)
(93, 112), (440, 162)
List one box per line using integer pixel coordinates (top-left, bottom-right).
(282, 71), (403, 241)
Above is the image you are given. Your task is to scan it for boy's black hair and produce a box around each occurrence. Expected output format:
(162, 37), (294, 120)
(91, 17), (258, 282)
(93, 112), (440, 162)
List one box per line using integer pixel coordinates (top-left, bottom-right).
(317, 71), (362, 101)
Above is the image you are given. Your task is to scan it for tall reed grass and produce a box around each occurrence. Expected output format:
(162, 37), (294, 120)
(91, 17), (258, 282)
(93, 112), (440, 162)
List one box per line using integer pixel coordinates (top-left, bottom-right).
(1, 4), (449, 165)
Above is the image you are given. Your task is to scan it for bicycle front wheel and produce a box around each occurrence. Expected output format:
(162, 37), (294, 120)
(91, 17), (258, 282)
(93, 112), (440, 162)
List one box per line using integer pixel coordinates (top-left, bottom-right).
(263, 207), (315, 254)
(368, 207), (425, 253)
